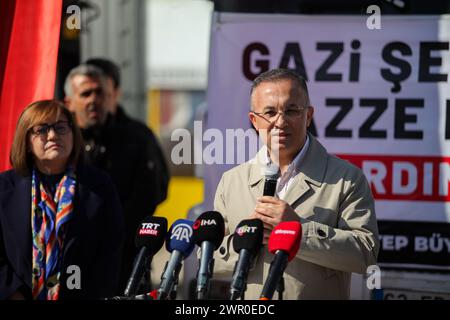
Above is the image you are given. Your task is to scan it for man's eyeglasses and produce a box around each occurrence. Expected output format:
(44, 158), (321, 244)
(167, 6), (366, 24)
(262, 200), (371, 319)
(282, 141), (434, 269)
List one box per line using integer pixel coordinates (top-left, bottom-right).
(252, 106), (308, 123)
(30, 121), (72, 137)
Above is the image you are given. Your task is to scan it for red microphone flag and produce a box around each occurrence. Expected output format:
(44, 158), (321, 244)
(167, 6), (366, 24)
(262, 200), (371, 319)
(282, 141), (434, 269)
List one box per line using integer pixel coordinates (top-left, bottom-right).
(268, 221), (302, 261)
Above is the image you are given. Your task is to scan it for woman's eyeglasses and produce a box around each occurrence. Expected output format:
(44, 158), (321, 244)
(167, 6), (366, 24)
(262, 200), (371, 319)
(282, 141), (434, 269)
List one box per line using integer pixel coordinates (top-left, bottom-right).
(30, 121), (72, 137)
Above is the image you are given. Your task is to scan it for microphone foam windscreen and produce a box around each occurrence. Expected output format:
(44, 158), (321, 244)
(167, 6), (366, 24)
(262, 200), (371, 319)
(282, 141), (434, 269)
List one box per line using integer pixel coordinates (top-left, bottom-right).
(192, 211), (225, 249)
(268, 221), (302, 262)
(166, 219), (195, 257)
(232, 219), (263, 254)
(264, 163), (280, 179)
(135, 216), (168, 255)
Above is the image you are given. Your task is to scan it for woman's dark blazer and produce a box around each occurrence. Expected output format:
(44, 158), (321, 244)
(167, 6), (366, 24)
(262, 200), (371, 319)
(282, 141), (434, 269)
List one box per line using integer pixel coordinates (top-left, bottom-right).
(0, 164), (125, 299)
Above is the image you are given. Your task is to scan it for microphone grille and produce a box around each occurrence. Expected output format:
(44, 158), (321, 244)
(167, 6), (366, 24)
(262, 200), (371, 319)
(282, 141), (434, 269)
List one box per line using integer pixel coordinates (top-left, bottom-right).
(268, 221), (302, 261)
(265, 163), (279, 179)
(232, 219), (263, 254)
(135, 216), (168, 254)
(192, 211), (225, 249)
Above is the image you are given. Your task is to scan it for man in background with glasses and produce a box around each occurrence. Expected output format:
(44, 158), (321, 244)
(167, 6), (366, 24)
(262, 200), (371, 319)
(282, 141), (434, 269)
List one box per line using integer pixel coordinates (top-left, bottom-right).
(213, 68), (379, 299)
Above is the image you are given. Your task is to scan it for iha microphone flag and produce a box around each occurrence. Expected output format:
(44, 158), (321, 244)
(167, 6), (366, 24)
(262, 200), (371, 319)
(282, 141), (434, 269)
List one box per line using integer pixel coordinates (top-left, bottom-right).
(0, 0), (62, 172)
(192, 211), (225, 300)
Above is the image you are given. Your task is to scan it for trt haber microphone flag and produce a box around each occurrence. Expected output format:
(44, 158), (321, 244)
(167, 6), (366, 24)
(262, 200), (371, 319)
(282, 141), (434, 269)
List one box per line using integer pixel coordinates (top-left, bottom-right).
(268, 221), (302, 261)
(135, 216), (168, 254)
(0, 0), (62, 172)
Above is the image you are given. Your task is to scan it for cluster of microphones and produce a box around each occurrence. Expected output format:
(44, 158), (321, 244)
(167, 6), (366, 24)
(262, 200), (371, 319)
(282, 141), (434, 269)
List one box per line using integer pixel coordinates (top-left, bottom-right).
(110, 164), (302, 300)
(109, 211), (302, 301)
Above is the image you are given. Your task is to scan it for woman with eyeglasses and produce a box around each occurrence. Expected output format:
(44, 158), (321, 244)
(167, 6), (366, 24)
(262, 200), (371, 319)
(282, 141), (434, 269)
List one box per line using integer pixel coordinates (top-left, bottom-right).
(0, 100), (124, 300)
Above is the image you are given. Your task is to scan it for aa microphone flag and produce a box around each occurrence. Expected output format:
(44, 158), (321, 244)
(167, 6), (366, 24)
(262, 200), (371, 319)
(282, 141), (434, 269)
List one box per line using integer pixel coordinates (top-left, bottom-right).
(0, 0), (62, 172)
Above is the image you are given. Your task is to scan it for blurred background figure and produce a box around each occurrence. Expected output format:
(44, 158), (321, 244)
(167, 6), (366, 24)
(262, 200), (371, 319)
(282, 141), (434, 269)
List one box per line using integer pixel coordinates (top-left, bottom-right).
(64, 63), (169, 294)
(84, 57), (169, 207)
(0, 100), (124, 300)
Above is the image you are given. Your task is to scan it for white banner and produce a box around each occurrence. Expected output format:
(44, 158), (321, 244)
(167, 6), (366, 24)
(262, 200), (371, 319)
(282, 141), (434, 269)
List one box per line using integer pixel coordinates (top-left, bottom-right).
(204, 13), (450, 269)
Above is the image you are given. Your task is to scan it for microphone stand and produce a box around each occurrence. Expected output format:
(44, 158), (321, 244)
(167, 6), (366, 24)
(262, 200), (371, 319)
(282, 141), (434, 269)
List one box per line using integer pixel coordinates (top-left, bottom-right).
(238, 279), (247, 300)
(124, 248), (150, 297)
(158, 252), (184, 300)
(140, 257), (153, 294)
(196, 243), (215, 300)
(277, 276), (285, 300)
(230, 281), (247, 300)
(170, 277), (179, 300)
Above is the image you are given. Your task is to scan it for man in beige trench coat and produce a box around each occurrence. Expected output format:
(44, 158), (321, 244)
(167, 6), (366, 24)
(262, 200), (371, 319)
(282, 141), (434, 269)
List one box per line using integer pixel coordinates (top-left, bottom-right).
(213, 68), (379, 300)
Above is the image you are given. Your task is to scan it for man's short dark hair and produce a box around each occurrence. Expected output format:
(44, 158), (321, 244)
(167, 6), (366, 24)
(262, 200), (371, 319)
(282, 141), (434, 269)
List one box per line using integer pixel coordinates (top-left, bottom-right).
(251, 68), (309, 98)
(85, 58), (121, 89)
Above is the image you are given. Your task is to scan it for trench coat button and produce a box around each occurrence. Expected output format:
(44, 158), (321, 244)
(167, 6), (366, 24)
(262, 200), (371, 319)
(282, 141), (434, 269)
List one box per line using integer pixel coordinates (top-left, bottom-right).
(317, 229), (326, 237)
(219, 247), (226, 255)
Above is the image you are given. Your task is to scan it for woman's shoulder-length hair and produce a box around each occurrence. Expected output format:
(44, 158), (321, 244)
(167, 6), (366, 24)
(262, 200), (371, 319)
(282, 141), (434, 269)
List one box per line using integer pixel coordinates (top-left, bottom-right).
(10, 99), (84, 176)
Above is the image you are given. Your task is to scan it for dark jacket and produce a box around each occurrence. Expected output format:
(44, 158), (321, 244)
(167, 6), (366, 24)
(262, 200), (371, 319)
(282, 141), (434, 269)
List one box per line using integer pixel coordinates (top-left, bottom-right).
(113, 106), (169, 214)
(0, 164), (124, 300)
(81, 107), (169, 293)
(82, 108), (169, 229)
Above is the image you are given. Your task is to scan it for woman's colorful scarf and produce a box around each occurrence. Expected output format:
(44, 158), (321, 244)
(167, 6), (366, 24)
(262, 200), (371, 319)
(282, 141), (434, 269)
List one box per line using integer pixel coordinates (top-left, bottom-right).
(31, 167), (76, 300)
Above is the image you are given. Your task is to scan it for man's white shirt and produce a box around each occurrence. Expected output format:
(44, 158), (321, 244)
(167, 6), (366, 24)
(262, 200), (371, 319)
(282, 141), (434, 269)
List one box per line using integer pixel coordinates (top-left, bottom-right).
(261, 135), (310, 200)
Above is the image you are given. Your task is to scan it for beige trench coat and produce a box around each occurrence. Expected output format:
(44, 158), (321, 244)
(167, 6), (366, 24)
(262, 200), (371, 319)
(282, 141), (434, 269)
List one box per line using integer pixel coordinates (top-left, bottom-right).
(213, 134), (379, 299)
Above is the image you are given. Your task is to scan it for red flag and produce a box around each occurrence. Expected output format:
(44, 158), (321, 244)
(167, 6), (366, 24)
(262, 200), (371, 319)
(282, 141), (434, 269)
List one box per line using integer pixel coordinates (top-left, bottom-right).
(0, 0), (62, 172)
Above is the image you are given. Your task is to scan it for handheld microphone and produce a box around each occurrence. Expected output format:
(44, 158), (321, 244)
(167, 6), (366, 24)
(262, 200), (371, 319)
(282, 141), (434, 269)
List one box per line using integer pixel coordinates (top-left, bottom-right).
(263, 163), (280, 196)
(259, 221), (302, 300)
(157, 219), (195, 300)
(230, 219), (263, 300)
(192, 211), (225, 300)
(123, 216), (168, 297)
